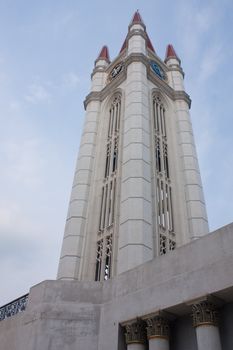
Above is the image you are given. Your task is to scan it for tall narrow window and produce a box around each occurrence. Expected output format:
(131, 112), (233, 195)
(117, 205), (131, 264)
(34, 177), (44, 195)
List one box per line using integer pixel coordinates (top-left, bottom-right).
(153, 94), (175, 255)
(95, 94), (121, 281)
(104, 235), (112, 280)
(95, 239), (103, 281)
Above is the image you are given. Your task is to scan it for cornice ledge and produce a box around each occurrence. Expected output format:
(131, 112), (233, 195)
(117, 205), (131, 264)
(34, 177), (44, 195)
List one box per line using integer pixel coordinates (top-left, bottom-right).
(125, 52), (169, 73)
(125, 52), (149, 67)
(84, 91), (100, 109)
(84, 71), (126, 109)
(84, 54), (191, 109)
(91, 66), (107, 79)
(168, 65), (185, 78)
(148, 70), (191, 108)
(147, 70), (175, 100)
(173, 91), (191, 108)
(127, 29), (148, 42)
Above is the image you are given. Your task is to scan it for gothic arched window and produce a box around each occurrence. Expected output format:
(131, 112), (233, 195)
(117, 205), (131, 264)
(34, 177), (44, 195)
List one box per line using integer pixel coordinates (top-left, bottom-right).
(152, 94), (175, 255)
(95, 94), (121, 281)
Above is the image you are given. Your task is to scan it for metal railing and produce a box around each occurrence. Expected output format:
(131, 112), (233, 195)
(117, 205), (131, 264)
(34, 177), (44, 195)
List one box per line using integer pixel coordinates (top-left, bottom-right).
(0, 293), (29, 321)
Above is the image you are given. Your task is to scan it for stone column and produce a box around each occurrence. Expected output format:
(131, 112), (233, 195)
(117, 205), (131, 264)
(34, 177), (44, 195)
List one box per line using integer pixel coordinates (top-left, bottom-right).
(125, 319), (147, 350)
(145, 316), (170, 350)
(192, 301), (222, 350)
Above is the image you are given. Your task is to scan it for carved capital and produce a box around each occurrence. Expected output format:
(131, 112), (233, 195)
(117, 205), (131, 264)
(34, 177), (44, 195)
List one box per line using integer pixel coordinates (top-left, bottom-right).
(125, 319), (147, 345)
(192, 301), (219, 327)
(145, 316), (170, 340)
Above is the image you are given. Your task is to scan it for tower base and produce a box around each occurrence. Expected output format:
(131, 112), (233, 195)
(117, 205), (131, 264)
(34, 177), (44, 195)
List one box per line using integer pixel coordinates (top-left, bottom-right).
(1, 223), (233, 349)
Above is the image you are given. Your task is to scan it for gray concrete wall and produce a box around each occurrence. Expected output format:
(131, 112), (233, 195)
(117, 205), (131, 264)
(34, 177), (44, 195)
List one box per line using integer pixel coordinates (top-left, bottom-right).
(0, 223), (233, 350)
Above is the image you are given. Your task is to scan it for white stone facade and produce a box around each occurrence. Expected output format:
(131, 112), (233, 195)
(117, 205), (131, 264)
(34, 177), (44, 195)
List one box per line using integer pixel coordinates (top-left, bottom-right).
(57, 13), (208, 281)
(1, 222), (233, 350)
(1, 12), (233, 350)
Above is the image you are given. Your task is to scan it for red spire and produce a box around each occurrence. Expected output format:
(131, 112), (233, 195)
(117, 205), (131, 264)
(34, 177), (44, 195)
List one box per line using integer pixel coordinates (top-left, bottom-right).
(97, 45), (110, 63)
(120, 37), (127, 53)
(165, 44), (180, 62)
(131, 10), (143, 24)
(129, 10), (146, 29)
(146, 34), (155, 53)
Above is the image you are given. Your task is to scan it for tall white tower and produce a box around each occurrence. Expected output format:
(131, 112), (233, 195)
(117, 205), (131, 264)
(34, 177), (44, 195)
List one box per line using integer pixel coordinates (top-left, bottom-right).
(57, 11), (208, 281)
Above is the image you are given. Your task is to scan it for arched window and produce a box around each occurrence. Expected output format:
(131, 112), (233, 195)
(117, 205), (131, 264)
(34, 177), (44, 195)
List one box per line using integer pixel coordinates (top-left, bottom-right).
(95, 94), (121, 281)
(152, 94), (175, 255)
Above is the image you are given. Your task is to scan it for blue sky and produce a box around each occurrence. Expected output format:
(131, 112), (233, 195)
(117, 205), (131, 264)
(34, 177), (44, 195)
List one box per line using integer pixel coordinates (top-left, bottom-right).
(0, 0), (233, 305)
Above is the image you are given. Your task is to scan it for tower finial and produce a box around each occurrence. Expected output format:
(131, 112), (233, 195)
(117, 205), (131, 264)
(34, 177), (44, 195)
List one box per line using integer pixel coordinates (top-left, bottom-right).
(131, 10), (144, 24)
(96, 45), (110, 63)
(165, 44), (180, 64)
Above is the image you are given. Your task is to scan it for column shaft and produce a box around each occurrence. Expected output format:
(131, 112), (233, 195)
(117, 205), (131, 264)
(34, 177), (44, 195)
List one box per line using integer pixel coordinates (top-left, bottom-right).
(196, 325), (222, 350)
(192, 301), (222, 350)
(149, 338), (169, 350)
(117, 61), (153, 273)
(128, 344), (146, 350)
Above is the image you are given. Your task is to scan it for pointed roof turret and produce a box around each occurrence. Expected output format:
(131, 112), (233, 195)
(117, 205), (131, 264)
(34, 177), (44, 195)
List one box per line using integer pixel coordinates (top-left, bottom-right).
(97, 45), (110, 63)
(119, 11), (156, 54)
(131, 10), (143, 24)
(129, 10), (146, 30)
(165, 44), (180, 64)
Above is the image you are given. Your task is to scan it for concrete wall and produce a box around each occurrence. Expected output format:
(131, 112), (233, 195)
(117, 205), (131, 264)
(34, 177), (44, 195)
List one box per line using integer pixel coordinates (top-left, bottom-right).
(1, 223), (233, 350)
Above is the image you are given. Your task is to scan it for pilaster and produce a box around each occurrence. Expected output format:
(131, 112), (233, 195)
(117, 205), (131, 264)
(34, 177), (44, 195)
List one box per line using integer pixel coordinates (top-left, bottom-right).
(117, 60), (154, 274)
(166, 52), (209, 241)
(175, 99), (209, 240)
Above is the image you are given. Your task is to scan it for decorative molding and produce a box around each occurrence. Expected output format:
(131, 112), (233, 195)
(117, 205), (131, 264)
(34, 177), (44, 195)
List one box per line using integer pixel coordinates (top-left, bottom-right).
(192, 301), (219, 327)
(168, 65), (184, 77)
(147, 69), (191, 108)
(91, 66), (107, 78)
(0, 294), (29, 321)
(145, 315), (170, 340)
(127, 28), (147, 41)
(124, 319), (147, 344)
(84, 72), (126, 109)
(84, 52), (191, 109)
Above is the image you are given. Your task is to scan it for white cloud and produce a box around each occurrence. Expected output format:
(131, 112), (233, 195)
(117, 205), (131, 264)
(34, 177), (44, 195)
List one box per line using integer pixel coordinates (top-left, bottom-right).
(0, 203), (35, 239)
(0, 54), (4, 64)
(25, 83), (51, 104)
(9, 100), (21, 111)
(198, 44), (223, 82)
(62, 72), (79, 88)
(176, 2), (220, 60)
(1, 137), (46, 189)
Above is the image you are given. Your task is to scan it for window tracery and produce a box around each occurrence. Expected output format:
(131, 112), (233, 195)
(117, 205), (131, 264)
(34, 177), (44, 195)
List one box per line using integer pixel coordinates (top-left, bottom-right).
(95, 94), (121, 280)
(153, 95), (175, 255)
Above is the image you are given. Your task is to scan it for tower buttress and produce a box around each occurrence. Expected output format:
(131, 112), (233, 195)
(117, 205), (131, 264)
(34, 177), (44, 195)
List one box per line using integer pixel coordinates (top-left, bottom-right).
(165, 44), (209, 240)
(57, 45), (111, 280)
(91, 45), (110, 92)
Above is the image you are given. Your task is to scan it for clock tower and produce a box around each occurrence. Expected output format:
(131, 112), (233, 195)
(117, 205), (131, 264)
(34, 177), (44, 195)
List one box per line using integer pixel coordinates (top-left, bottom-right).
(57, 11), (209, 281)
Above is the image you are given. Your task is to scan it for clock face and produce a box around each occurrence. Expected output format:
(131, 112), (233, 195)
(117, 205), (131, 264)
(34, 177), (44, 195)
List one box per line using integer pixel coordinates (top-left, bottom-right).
(150, 61), (166, 80)
(109, 62), (124, 81)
